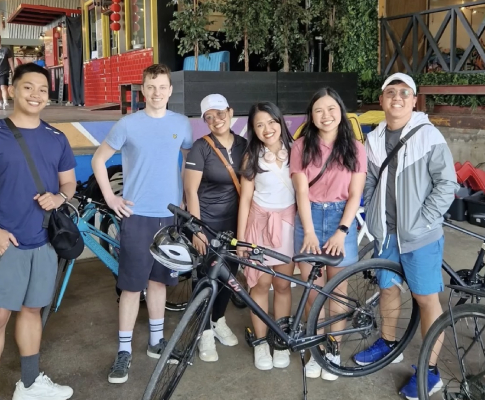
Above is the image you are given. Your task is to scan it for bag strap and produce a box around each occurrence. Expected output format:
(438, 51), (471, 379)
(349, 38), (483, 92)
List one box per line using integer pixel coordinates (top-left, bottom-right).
(5, 118), (51, 228)
(203, 135), (241, 196)
(378, 123), (430, 181)
(309, 157), (331, 188)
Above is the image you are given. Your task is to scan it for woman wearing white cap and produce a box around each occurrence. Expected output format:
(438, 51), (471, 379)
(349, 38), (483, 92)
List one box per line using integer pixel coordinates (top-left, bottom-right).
(184, 94), (247, 362)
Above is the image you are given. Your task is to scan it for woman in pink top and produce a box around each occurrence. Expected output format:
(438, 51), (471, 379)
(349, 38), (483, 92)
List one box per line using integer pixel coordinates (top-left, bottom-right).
(290, 87), (367, 381)
(237, 102), (296, 371)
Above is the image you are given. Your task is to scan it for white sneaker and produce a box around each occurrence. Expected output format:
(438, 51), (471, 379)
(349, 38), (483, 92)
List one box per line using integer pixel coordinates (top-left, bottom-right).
(305, 355), (322, 378)
(212, 317), (238, 346)
(13, 373), (73, 400)
(273, 349), (290, 369)
(198, 329), (218, 362)
(254, 343), (273, 370)
(321, 353), (340, 381)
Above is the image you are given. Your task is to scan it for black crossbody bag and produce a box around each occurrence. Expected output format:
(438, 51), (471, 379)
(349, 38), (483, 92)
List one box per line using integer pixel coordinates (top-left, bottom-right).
(377, 123), (430, 181)
(309, 157), (331, 188)
(5, 118), (84, 260)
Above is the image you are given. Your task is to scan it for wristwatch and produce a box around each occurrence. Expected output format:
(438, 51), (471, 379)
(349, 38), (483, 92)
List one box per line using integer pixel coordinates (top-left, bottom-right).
(337, 225), (349, 235)
(58, 191), (68, 203)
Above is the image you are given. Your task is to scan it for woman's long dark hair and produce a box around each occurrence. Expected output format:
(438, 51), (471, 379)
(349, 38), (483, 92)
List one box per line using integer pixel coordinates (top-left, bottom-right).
(300, 87), (358, 172)
(241, 102), (294, 181)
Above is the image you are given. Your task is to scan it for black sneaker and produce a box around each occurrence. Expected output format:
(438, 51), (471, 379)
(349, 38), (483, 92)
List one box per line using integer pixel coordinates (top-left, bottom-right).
(108, 351), (132, 384)
(147, 339), (181, 365)
(147, 338), (169, 359)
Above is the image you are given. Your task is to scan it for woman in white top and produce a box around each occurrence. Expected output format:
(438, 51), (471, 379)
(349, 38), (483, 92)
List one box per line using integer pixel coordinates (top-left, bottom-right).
(237, 102), (296, 371)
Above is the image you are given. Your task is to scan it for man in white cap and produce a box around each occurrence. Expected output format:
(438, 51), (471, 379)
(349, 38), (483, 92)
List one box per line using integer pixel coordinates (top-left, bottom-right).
(354, 73), (458, 398)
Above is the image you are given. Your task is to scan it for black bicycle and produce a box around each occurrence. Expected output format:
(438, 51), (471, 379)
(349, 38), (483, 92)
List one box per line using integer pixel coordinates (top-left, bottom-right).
(417, 284), (485, 400)
(441, 215), (485, 304)
(143, 205), (420, 400)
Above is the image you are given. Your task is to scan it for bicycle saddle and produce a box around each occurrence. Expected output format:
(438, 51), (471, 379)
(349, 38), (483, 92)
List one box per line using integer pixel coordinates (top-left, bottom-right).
(293, 252), (343, 266)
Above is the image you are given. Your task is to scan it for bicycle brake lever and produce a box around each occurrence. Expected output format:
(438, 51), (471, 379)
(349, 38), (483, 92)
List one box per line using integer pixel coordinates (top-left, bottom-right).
(249, 249), (265, 263)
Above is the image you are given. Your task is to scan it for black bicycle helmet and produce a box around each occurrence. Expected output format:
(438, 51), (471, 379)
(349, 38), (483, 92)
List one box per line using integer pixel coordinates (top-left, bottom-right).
(150, 226), (200, 273)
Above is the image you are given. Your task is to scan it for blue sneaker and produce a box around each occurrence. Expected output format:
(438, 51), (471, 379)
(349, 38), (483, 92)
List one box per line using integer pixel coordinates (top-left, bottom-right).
(399, 365), (443, 400)
(353, 338), (404, 366)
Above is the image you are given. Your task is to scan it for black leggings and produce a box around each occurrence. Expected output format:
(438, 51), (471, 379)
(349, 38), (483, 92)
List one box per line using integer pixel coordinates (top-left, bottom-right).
(191, 216), (238, 330)
(197, 258), (238, 330)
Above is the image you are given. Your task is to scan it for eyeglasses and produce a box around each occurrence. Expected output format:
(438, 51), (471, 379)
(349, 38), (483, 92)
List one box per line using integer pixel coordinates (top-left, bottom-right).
(203, 110), (227, 124)
(383, 88), (413, 99)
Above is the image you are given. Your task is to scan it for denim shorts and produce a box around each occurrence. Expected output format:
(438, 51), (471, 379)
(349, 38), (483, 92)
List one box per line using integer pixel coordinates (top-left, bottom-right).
(294, 201), (359, 267)
(376, 234), (444, 295)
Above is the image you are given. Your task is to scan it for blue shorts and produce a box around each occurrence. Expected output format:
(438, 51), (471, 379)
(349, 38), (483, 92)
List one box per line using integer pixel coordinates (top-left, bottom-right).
(376, 234), (444, 295)
(294, 201), (359, 267)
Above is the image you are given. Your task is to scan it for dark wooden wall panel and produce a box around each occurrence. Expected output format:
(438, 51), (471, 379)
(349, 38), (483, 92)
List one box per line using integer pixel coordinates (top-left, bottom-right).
(169, 71), (278, 117)
(277, 72), (359, 114)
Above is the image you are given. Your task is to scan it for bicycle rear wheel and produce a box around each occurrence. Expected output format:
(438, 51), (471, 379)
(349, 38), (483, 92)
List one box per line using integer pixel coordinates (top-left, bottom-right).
(307, 258), (420, 377)
(41, 258), (69, 329)
(165, 272), (192, 312)
(417, 303), (485, 400)
(143, 287), (213, 400)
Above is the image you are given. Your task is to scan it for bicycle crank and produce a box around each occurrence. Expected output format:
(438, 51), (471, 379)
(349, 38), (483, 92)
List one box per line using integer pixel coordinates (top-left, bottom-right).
(267, 316), (304, 351)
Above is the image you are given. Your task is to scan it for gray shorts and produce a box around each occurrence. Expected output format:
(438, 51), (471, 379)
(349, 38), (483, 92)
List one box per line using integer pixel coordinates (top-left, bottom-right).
(0, 243), (58, 311)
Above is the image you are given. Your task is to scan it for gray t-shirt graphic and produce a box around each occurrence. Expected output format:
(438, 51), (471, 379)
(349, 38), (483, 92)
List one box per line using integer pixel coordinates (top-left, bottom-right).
(385, 126), (403, 234)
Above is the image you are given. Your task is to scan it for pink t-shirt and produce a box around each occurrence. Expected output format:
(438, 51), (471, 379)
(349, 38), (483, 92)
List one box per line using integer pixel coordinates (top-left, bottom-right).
(290, 137), (367, 202)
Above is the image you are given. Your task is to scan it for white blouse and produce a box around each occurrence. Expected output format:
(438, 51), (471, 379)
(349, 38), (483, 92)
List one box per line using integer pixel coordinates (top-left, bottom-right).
(253, 149), (295, 209)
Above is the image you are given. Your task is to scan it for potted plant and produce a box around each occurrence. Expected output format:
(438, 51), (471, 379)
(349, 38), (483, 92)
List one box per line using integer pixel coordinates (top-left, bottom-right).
(168, 0), (220, 71)
(219, 0), (272, 72)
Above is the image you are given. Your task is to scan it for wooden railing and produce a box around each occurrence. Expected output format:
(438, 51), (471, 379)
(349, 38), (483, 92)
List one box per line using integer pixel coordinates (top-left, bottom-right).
(380, 0), (485, 74)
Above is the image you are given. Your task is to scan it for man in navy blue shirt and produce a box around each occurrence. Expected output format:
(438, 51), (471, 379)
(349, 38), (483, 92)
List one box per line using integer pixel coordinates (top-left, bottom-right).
(0, 63), (76, 400)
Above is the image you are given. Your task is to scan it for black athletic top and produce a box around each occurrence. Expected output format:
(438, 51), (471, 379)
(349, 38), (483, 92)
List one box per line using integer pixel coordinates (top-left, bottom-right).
(185, 133), (247, 228)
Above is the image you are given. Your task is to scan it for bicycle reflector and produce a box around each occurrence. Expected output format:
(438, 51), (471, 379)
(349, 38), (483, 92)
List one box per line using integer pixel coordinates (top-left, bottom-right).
(150, 225), (199, 273)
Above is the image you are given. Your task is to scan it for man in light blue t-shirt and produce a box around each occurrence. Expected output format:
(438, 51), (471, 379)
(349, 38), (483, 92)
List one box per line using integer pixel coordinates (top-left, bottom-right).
(91, 64), (193, 384)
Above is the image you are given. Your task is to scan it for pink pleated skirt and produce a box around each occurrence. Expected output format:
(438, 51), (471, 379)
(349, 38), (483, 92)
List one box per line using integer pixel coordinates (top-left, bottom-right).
(243, 205), (295, 288)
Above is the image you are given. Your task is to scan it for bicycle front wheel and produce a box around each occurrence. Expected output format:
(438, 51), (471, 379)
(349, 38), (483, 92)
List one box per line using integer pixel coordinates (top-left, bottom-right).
(143, 287), (213, 400)
(417, 303), (485, 400)
(41, 258), (69, 329)
(307, 258), (420, 377)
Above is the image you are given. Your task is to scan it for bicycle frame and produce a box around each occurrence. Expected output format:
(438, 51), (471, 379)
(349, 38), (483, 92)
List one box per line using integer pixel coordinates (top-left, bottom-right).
(192, 247), (372, 353)
(52, 205), (120, 313)
(442, 221), (485, 286)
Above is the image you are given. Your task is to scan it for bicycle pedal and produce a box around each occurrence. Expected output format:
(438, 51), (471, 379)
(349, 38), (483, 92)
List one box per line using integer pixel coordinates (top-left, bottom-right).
(245, 327), (266, 348)
(326, 335), (339, 357)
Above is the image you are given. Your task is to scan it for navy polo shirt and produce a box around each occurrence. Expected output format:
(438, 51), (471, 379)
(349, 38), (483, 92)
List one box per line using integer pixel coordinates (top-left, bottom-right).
(185, 133), (247, 222)
(0, 119), (76, 249)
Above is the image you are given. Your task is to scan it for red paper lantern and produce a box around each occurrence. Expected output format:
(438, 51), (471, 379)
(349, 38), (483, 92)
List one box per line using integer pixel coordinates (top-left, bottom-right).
(110, 22), (121, 31)
(133, 22), (140, 32)
(112, 0), (121, 3)
(132, 0), (137, 4)
(133, 14), (140, 22)
(132, 5), (139, 12)
(110, 13), (121, 21)
(110, 3), (121, 12)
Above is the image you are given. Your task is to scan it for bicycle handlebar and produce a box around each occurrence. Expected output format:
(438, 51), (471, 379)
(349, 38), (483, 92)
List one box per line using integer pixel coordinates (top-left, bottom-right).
(167, 204), (292, 265)
(73, 194), (112, 212)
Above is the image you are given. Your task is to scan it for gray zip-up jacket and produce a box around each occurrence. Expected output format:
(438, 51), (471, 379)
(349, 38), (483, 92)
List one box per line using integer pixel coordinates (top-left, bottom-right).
(364, 112), (459, 255)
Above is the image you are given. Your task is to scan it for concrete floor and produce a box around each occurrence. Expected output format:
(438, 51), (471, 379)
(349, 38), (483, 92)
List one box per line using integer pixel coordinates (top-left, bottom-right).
(1, 221), (484, 400)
